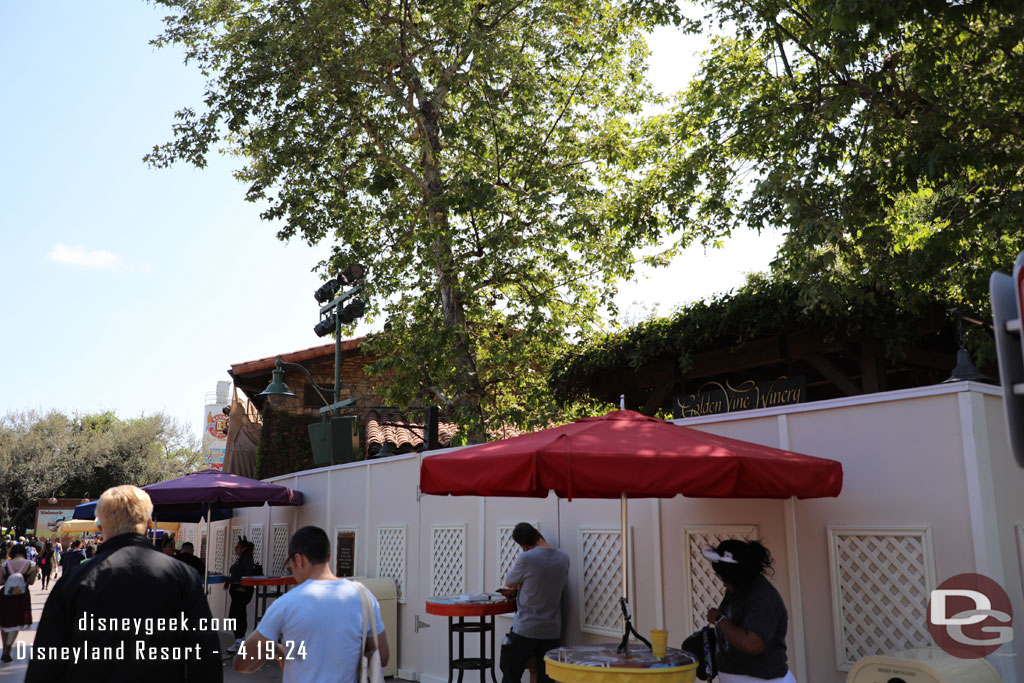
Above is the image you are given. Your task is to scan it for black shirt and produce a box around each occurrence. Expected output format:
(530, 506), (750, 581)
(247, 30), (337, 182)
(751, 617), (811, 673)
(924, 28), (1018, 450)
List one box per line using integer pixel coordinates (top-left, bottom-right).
(716, 574), (788, 679)
(62, 548), (86, 573)
(228, 553), (254, 593)
(175, 552), (206, 578)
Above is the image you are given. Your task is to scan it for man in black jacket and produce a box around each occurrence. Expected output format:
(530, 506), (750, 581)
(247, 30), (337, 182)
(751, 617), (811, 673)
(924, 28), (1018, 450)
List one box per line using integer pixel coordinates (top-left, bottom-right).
(175, 541), (206, 577)
(61, 539), (86, 575)
(26, 485), (222, 682)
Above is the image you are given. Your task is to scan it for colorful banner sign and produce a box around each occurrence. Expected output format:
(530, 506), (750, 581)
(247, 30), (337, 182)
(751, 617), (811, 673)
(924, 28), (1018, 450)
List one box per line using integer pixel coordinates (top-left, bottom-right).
(202, 402), (229, 470)
(35, 507), (75, 539)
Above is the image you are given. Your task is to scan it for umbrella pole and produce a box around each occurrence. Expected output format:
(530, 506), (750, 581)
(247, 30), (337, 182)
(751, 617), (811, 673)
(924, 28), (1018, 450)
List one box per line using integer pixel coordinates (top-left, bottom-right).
(620, 493), (627, 602)
(204, 503), (210, 596)
(616, 494), (651, 654)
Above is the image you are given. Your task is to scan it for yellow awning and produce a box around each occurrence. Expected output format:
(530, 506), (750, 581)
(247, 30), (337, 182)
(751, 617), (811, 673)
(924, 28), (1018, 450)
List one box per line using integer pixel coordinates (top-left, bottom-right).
(57, 519), (97, 533)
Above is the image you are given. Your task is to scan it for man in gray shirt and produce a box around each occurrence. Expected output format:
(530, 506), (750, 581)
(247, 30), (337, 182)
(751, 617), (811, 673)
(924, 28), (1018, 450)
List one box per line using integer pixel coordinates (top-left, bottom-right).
(497, 523), (569, 683)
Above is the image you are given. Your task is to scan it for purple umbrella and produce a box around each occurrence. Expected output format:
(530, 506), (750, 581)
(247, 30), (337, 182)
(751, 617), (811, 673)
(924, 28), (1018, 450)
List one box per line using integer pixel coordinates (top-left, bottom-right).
(143, 469), (304, 509)
(142, 469), (304, 588)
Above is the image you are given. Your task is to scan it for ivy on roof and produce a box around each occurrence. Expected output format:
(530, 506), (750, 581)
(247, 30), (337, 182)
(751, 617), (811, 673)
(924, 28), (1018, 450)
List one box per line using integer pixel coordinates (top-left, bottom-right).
(549, 275), (952, 402)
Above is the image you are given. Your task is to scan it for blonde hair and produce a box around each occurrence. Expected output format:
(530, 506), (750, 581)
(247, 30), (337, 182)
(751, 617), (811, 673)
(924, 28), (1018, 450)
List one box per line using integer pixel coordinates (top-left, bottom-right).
(96, 485), (153, 539)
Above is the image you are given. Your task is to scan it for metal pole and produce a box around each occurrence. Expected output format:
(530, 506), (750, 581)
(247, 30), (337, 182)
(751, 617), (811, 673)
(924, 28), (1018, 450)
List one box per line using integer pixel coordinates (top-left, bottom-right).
(332, 301), (342, 466)
(621, 493), (628, 601)
(203, 503), (210, 595)
(334, 300), (341, 409)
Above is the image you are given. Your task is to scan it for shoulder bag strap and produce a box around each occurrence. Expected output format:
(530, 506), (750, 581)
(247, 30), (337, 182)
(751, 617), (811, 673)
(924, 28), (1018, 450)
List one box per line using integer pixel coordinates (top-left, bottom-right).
(366, 586), (379, 651)
(356, 582), (371, 680)
(357, 583), (380, 649)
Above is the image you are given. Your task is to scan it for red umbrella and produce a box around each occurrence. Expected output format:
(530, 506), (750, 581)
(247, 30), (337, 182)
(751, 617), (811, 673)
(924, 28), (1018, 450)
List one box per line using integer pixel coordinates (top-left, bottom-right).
(420, 409), (842, 649)
(420, 409), (842, 500)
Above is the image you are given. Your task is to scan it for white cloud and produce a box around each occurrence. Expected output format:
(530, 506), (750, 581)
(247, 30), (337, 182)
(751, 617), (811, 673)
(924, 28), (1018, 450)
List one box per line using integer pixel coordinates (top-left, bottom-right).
(47, 243), (122, 270)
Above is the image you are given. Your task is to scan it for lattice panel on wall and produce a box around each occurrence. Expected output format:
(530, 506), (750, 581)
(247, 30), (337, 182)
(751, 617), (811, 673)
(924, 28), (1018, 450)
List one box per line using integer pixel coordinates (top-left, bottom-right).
(214, 527), (227, 575)
(579, 528), (629, 635)
(231, 526), (243, 555)
(184, 525), (196, 549)
(378, 526), (407, 602)
(682, 525), (759, 634)
(271, 524), (289, 576)
(828, 526), (936, 670)
(496, 522), (540, 588)
(431, 524), (466, 597)
(248, 524), (264, 568)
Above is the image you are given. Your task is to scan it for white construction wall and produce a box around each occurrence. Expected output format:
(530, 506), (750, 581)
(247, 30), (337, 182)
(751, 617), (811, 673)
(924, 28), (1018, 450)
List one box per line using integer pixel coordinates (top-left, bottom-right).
(221, 381), (1024, 683)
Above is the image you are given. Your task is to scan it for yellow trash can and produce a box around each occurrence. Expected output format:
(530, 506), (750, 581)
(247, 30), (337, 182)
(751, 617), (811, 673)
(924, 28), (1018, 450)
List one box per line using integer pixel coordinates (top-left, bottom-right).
(354, 577), (398, 678)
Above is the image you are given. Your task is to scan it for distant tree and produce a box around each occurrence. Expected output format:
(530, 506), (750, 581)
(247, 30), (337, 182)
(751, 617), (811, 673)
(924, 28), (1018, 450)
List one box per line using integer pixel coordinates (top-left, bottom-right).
(0, 411), (203, 531)
(649, 0), (1024, 340)
(146, 0), (695, 438)
(0, 411), (78, 531)
(62, 412), (205, 500)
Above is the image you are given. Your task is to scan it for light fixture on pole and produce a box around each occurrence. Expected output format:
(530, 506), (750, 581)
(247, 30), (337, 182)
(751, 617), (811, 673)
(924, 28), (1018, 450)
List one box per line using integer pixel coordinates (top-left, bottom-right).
(941, 307), (991, 383)
(260, 363), (297, 399)
(260, 263), (368, 464)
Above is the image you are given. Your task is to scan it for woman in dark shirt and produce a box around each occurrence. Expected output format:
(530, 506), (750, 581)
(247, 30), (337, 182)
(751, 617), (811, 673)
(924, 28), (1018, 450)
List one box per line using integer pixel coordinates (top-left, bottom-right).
(704, 540), (796, 683)
(38, 542), (54, 589)
(225, 538), (255, 648)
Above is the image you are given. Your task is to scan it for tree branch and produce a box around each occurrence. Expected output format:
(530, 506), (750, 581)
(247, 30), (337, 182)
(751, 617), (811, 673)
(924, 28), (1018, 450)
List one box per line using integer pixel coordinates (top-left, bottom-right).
(361, 119), (430, 194)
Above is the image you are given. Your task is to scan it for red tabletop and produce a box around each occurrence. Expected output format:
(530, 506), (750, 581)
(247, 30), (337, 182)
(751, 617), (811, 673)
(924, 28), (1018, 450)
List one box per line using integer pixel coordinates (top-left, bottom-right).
(241, 576), (298, 587)
(425, 595), (516, 617)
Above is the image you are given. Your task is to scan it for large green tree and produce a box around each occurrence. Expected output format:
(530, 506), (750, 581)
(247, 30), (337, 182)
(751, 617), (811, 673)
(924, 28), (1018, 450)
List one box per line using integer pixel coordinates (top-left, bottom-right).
(646, 0), (1024, 339)
(146, 0), (690, 438)
(0, 411), (203, 531)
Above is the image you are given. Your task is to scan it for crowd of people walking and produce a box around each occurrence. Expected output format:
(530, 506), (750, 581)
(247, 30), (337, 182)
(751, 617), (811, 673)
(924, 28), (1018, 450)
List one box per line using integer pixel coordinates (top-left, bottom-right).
(0, 532), (109, 666)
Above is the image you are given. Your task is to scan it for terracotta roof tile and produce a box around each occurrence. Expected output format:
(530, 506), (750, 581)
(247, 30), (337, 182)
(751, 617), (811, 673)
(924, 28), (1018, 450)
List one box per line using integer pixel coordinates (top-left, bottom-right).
(229, 338), (366, 376)
(364, 409), (524, 458)
(364, 409), (457, 456)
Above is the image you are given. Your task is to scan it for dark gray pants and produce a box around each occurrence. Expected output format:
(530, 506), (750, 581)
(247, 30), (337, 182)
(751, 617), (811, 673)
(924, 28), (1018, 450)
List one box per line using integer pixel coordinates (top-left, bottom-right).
(499, 631), (560, 683)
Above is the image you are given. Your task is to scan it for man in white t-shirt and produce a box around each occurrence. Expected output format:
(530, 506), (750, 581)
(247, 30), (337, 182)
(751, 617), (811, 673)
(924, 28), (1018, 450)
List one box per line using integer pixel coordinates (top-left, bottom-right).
(233, 526), (389, 683)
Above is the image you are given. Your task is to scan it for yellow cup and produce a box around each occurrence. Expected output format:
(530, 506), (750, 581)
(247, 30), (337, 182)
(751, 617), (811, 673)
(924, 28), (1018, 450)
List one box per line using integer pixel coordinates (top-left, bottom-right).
(650, 629), (668, 658)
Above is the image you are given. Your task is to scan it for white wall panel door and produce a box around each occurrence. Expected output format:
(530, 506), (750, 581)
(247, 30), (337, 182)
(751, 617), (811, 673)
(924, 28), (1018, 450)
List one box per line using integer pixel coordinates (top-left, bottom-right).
(418, 482), (479, 683)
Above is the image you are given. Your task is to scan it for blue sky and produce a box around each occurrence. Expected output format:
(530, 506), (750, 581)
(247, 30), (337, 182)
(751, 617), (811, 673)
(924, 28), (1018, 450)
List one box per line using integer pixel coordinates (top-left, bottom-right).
(0, 3), (782, 437)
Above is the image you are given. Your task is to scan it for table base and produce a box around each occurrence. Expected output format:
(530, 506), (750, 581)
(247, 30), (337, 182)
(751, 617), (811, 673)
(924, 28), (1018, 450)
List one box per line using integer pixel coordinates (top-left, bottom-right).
(446, 615), (499, 683)
(252, 584), (290, 626)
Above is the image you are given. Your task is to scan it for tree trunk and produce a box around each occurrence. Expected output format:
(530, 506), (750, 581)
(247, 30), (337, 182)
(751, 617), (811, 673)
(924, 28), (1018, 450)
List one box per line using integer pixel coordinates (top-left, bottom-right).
(420, 100), (487, 442)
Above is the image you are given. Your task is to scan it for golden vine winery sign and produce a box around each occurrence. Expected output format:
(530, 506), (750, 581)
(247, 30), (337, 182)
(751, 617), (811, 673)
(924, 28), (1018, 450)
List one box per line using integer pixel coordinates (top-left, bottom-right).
(676, 376), (806, 418)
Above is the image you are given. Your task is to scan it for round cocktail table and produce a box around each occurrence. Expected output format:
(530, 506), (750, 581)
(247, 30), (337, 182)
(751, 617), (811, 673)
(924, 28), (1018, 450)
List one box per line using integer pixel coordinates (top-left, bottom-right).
(240, 575), (297, 626)
(426, 595), (516, 683)
(544, 644), (698, 683)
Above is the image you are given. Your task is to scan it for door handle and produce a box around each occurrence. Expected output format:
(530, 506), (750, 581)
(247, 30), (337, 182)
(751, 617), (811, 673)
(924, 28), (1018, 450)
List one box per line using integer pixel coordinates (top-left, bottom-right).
(414, 615), (431, 633)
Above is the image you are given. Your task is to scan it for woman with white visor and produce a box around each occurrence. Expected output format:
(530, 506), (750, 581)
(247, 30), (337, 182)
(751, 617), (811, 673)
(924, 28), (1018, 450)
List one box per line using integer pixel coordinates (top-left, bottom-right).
(703, 540), (797, 683)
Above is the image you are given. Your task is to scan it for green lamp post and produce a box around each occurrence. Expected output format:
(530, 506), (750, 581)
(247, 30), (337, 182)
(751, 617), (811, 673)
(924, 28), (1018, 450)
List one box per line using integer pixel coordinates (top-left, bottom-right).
(259, 264), (367, 465)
